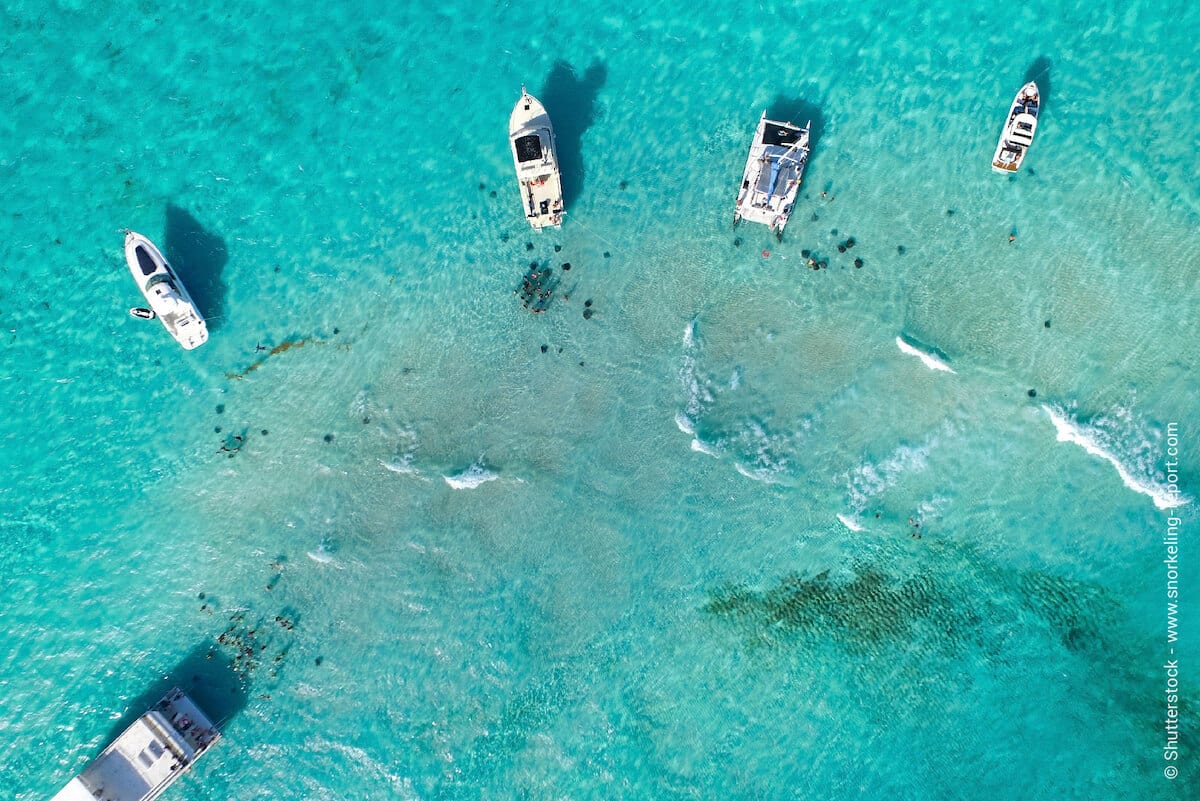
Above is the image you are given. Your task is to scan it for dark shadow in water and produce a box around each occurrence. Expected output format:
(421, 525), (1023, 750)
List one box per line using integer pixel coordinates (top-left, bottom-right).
(539, 60), (607, 209)
(765, 94), (827, 153)
(103, 641), (250, 743)
(1023, 56), (1052, 110)
(164, 205), (228, 331)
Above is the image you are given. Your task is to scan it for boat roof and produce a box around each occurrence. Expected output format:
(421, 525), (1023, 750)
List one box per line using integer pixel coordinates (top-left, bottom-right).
(51, 689), (219, 801)
(50, 779), (96, 801)
(514, 133), (543, 163)
(1007, 113), (1037, 145)
(52, 715), (184, 801)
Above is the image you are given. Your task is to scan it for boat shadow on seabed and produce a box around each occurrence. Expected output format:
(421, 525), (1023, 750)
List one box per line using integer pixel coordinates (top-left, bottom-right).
(164, 204), (229, 332)
(538, 59), (607, 210)
(101, 641), (250, 745)
(1023, 55), (1052, 110)
(764, 93), (826, 155)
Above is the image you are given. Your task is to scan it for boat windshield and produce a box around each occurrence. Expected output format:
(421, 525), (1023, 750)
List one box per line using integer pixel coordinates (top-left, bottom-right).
(515, 133), (543, 163)
(135, 245), (159, 276)
(146, 273), (178, 293)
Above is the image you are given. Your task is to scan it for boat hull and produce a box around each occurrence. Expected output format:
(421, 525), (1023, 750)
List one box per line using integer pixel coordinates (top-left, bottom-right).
(991, 81), (1040, 174)
(733, 112), (811, 238)
(51, 688), (219, 801)
(509, 90), (564, 230)
(124, 232), (208, 350)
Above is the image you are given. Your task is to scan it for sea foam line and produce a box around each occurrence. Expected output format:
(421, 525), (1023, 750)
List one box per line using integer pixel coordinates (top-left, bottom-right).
(896, 336), (955, 374)
(1042, 405), (1188, 510)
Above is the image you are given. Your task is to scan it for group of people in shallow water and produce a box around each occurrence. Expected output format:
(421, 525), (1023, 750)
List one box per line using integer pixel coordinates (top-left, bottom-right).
(515, 251), (597, 320)
(516, 261), (562, 313)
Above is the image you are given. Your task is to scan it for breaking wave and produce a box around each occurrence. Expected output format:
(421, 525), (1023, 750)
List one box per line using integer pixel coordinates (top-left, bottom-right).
(307, 539), (337, 565)
(380, 426), (425, 478)
(443, 463), (499, 490)
(676, 320), (713, 440)
(674, 318), (812, 483)
(381, 455), (421, 476)
(842, 433), (942, 513)
(896, 335), (955, 374)
(836, 513), (865, 532)
(1042, 405), (1188, 510)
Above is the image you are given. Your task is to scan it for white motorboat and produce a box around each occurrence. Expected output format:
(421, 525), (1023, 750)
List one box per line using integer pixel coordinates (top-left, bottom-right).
(124, 231), (208, 350)
(991, 81), (1040, 174)
(509, 88), (564, 230)
(733, 112), (811, 239)
(50, 688), (220, 801)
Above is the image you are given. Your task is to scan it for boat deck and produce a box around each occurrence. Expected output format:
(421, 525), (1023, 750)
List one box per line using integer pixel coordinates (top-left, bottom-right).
(735, 116), (810, 233)
(52, 689), (219, 801)
(513, 127), (563, 228)
(510, 90), (564, 230)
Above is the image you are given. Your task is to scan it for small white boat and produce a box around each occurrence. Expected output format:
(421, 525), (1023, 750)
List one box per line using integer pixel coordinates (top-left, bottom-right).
(734, 112), (811, 239)
(124, 231), (208, 350)
(991, 82), (1040, 174)
(509, 88), (564, 230)
(51, 688), (220, 801)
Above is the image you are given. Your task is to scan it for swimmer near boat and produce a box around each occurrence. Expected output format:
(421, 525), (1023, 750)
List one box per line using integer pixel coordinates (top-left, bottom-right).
(129, 307), (156, 320)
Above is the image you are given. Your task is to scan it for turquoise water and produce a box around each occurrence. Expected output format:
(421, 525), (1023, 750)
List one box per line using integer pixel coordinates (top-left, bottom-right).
(1, 0), (1197, 797)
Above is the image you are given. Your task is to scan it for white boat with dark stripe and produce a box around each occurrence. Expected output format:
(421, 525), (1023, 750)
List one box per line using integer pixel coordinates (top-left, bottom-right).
(991, 82), (1040, 174)
(734, 112), (811, 239)
(509, 88), (564, 230)
(124, 231), (208, 350)
(50, 688), (220, 801)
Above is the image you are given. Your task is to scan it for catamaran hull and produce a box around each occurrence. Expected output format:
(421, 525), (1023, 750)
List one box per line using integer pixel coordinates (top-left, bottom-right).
(733, 112), (811, 239)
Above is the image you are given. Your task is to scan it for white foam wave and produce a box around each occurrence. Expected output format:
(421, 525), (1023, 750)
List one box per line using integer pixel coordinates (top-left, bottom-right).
(690, 438), (719, 457)
(730, 420), (793, 483)
(352, 389), (369, 418)
(836, 513), (865, 532)
(381, 455), (420, 476)
(443, 463), (499, 490)
(735, 462), (783, 484)
(679, 351), (711, 421)
(896, 336), (955, 374)
(844, 438), (937, 512)
(1042, 405), (1188, 510)
(307, 544), (336, 564)
(379, 427), (424, 478)
(677, 318), (714, 439)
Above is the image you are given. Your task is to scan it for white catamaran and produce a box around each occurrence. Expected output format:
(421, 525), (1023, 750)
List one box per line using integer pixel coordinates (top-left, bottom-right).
(991, 81), (1040, 174)
(734, 112), (811, 239)
(509, 88), (564, 230)
(124, 231), (208, 350)
(51, 688), (220, 801)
